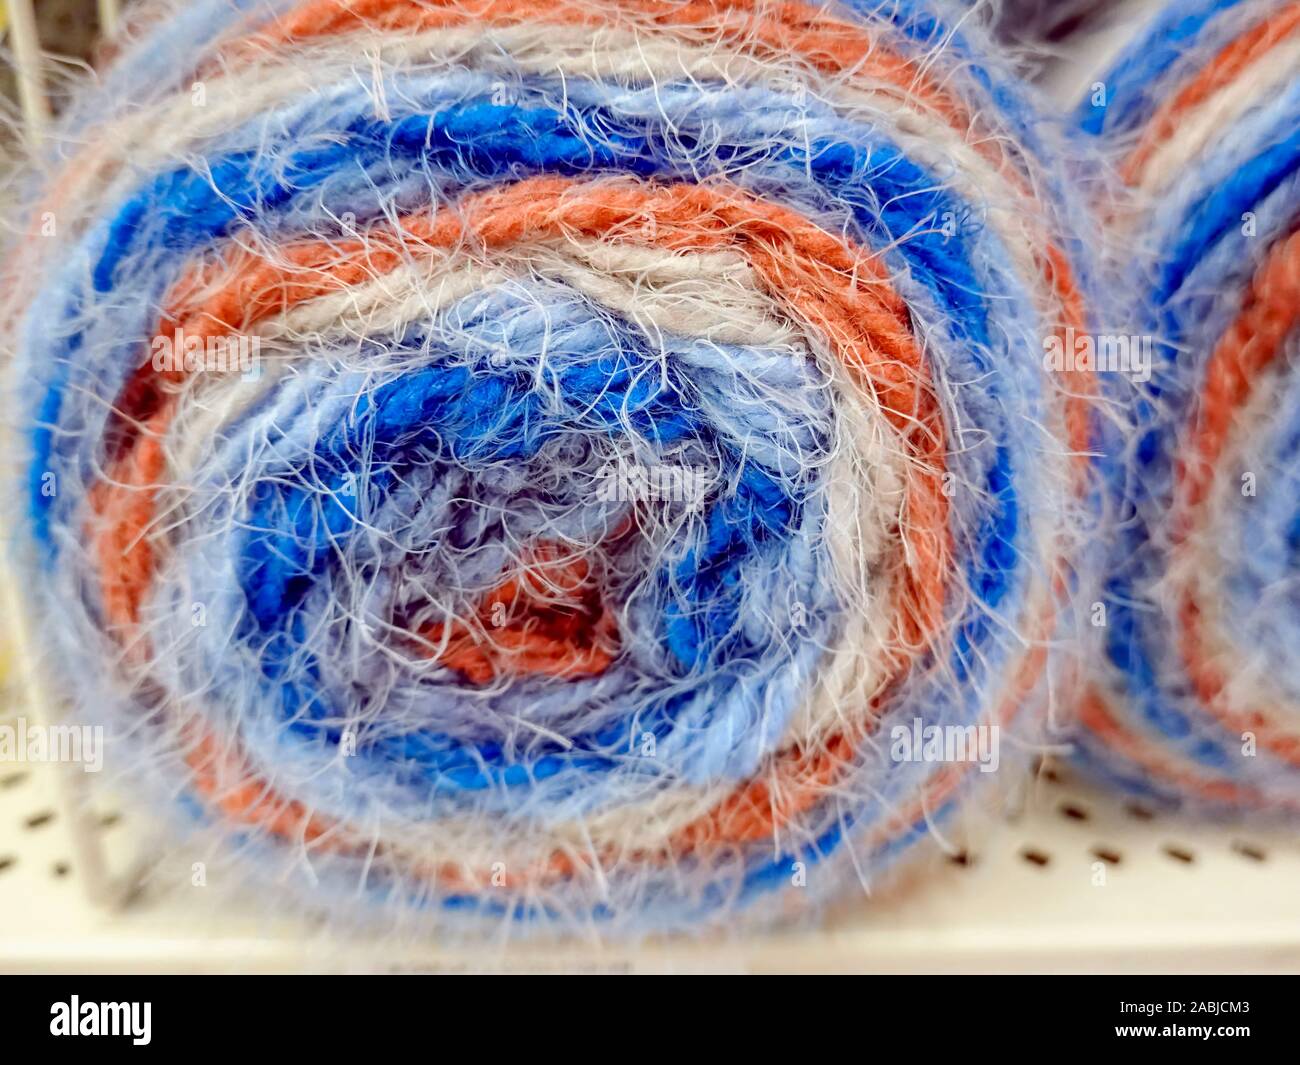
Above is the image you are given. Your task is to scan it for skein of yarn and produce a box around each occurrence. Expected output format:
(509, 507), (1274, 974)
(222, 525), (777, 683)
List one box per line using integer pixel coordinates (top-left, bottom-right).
(1075, 0), (1300, 811)
(5, 0), (1102, 933)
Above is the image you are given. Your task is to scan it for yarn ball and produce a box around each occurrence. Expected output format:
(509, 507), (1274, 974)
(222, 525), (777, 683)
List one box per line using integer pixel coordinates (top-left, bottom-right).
(1075, 0), (1300, 810)
(7, 0), (1100, 933)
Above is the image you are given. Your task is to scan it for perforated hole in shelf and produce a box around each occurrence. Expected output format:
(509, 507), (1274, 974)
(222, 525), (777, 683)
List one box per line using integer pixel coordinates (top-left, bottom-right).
(0, 748), (127, 889)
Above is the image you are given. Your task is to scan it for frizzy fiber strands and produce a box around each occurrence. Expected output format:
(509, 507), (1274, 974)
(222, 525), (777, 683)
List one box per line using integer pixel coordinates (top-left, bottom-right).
(1076, 0), (1300, 811)
(6, 0), (1102, 933)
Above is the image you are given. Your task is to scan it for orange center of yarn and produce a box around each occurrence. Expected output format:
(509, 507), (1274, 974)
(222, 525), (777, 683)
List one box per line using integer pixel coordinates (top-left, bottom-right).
(419, 542), (621, 684)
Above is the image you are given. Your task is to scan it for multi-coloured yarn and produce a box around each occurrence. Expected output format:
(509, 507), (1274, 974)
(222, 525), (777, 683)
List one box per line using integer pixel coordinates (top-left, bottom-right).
(6, 0), (1099, 932)
(1077, 0), (1300, 810)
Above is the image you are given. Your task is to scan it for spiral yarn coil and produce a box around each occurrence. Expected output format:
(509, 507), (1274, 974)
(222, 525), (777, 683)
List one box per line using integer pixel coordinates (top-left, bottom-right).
(1076, 0), (1300, 811)
(7, 0), (1100, 932)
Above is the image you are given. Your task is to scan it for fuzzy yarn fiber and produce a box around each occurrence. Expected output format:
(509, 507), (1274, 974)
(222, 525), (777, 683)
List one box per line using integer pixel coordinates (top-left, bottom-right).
(7, 0), (1100, 933)
(1076, 0), (1300, 811)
